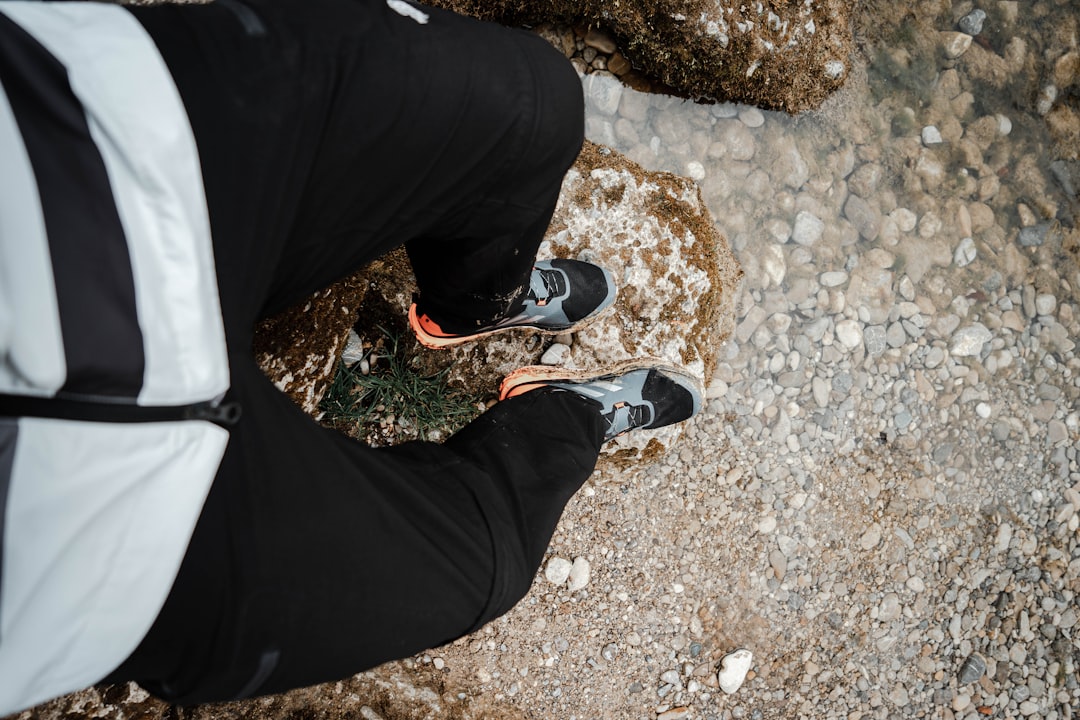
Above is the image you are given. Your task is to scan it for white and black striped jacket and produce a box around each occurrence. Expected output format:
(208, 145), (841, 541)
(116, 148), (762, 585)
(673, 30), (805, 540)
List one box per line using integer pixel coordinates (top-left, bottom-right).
(0, 3), (231, 712)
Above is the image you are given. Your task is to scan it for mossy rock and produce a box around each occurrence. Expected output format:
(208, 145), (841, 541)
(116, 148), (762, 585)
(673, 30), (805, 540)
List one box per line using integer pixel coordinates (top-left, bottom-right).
(427, 0), (855, 113)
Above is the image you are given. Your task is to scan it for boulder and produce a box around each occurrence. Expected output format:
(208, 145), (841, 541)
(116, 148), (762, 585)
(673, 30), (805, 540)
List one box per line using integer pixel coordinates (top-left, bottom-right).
(427, 0), (854, 112)
(348, 141), (741, 461)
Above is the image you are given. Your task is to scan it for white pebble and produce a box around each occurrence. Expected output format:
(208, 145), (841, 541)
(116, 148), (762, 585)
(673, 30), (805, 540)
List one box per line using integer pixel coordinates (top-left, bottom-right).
(820, 270), (849, 287)
(922, 126), (943, 145)
(717, 649), (753, 694)
(545, 556), (573, 585)
(835, 319), (863, 350)
(976, 402), (992, 418)
(540, 343), (572, 366)
(567, 557), (591, 591)
(954, 237), (977, 267)
(1035, 293), (1057, 316)
(685, 161), (706, 181)
(824, 60), (845, 79)
(941, 31), (973, 59)
(996, 113), (1012, 136)
(890, 208), (918, 232)
(792, 210), (825, 246)
(738, 107), (765, 128)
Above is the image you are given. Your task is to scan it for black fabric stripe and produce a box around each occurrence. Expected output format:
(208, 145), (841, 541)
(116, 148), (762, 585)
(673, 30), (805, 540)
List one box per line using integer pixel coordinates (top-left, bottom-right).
(0, 419), (17, 642)
(0, 13), (145, 399)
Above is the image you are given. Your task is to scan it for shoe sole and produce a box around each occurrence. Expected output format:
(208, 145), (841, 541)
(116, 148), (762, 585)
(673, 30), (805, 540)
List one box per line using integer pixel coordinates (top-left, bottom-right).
(408, 287), (618, 351)
(499, 358), (704, 404)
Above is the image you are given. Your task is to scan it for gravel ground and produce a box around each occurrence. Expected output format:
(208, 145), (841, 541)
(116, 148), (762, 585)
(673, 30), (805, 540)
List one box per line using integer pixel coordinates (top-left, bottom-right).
(405, 4), (1079, 719)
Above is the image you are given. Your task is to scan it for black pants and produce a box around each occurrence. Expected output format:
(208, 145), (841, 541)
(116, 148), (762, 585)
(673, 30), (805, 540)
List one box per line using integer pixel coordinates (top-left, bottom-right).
(105, 0), (601, 703)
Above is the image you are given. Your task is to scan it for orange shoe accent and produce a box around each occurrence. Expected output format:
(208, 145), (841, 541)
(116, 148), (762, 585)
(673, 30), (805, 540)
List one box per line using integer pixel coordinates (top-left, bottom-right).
(408, 303), (468, 350)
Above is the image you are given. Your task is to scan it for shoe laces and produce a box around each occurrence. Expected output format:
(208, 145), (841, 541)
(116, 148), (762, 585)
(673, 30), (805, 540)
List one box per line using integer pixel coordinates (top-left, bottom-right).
(603, 401), (650, 439)
(527, 267), (566, 307)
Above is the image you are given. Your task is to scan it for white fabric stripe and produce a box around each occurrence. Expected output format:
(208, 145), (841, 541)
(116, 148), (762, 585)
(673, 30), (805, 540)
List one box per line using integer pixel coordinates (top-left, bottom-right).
(0, 79), (66, 397)
(0, 418), (227, 714)
(3, 3), (230, 405)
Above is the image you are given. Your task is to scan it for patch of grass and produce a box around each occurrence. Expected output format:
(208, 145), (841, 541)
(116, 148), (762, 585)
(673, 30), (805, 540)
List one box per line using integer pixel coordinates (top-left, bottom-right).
(320, 327), (482, 444)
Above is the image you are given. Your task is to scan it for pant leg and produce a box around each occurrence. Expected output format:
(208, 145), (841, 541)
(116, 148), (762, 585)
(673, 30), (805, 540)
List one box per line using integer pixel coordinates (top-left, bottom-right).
(107, 361), (603, 703)
(134, 0), (583, 338)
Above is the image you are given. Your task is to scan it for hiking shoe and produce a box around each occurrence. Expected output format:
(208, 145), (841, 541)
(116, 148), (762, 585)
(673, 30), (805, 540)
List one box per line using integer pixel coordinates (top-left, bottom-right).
(499, 361), (703, 442)
(409, 259), (617, 349)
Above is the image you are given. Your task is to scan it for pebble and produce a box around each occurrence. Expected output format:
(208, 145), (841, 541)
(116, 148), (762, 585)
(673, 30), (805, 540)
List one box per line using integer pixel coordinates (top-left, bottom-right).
(835, 319), (863, 350)
(921, 126), (943, 145)
(820, 271), (848, 287)
(958, 653), (986, 684)
(950, 323), (992, 356)
(540, 343), (572, 365)
(544, 557), (572, 585)
(792, 210), (824, 246)
(941, 32), (973, 59)
(568, 557), (591, 591)
(1034, 293), (1056, 316)
(1018, 222), (1052, 247)
(738, 107), (765, 128)
(860, 523), (882, 550)
(954, 237), (977, 266)
(958, 9), (986, 35)
(717, 649), (753, 694)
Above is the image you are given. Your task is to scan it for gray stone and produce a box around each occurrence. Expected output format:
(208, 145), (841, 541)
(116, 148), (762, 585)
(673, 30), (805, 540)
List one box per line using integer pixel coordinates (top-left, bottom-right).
(1017, 222), (1053, 247)
(958, 9), (986, 36)
(792, 211), (825, 246)
(958, 653), (986, 684)
(864, 325), (887, 355)
(844, 195), (881, 240)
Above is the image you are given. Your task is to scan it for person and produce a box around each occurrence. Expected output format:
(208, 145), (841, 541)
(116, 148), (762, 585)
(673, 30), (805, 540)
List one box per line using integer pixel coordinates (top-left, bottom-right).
(0, 0), (702, 712)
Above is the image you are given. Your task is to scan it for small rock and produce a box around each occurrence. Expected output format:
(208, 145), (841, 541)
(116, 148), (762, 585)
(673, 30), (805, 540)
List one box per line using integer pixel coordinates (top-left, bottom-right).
(657, 708), (690, 720)
(941, 32), (973, 59)
(959, 653), (987, 684)
(860, 523), (882, 550)
(820, 270), (849, 287)
(545, 557), (573, 585)
(717, 649), (753, 694)
(996, 113), (1012, 136)
(685, 161), (706, 181)
(891, 207), (918, 232)
(1034, 293), (1056, 316)
(954, 237), (977, 267)
(844, 194), (881, 240)
(792, 210), (825, 246)
(950, 323), (992, 356)
(958, 9), (986, 35)
(540, 343), (572, 366)
(922, 126), (944, 145)
(739, 107), (765, 128)
(836, 319), (863, 350)
(567, 557), (591, 591)
(660, 669), (682, 687)
(583, 29), (617, 54)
